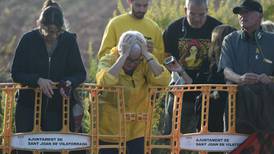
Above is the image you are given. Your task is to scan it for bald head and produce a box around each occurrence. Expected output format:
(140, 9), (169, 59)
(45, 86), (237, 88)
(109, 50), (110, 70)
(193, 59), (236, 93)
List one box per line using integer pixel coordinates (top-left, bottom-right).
(185, 0), (208, 28)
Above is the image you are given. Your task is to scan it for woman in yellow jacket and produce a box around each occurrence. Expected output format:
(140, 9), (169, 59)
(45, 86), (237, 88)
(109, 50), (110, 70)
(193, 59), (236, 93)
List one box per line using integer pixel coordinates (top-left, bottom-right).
(96, 30), (170, 154)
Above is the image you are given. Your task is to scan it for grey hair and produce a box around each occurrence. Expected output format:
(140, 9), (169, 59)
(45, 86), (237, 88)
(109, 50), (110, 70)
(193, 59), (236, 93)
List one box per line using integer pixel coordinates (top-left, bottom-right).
(118, 30), (146, 52)
(262, 20), (274, 33)
(185, 0), (208, 8)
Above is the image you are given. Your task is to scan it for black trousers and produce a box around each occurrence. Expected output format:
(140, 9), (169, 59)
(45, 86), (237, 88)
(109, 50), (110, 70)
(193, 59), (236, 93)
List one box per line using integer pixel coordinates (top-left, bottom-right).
(99, 137), (144, 154)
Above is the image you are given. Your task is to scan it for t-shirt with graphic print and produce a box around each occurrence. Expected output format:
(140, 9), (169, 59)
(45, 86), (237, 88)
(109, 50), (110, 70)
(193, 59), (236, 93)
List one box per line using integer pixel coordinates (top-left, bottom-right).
(163, 16), (222, 83)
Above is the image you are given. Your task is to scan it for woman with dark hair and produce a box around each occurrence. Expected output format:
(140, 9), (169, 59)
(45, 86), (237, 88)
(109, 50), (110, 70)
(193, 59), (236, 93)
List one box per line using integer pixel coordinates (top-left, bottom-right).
(11, 0), (86, 153)
(40, 0), (69, 31)
(207, 25), (237, 132)
(209, 25), (237, 75)
(195, 25), (237, 134)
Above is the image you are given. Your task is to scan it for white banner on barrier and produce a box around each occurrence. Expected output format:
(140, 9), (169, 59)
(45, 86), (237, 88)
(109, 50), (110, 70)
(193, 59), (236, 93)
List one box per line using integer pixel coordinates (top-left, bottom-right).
(180, 133), (248, 152)
(11, 133), (90, 151)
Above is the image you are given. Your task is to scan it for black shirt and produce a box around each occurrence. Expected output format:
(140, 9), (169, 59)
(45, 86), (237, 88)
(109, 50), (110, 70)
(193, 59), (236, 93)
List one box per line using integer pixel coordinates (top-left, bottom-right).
(163, 16), (222, 83)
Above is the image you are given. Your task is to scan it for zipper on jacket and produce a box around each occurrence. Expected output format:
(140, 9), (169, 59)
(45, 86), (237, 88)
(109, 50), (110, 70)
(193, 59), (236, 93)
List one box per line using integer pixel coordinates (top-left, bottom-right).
(44, 56), (52, 129)
(48, 57), (51, 77)
(46, 56), (52, 97)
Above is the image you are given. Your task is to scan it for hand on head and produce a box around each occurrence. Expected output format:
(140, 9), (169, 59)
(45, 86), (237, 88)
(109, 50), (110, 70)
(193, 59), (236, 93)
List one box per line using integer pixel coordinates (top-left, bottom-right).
(118, 34), (136, 58)
(144, 37), (153, 53)
(136, 36), (148, 56)
(118, 31), (151, 61)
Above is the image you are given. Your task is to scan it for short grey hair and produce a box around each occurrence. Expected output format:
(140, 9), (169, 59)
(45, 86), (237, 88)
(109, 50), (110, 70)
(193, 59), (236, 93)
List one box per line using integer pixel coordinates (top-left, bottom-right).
(118, 31), (146, 52)
(185, 0), (208, 8)
(262, 20), (274, 33)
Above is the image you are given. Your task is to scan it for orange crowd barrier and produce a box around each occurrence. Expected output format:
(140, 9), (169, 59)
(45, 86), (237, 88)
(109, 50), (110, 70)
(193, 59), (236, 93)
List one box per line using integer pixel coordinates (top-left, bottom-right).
(0, 83), (247, 154)
(0, 83), (127, 154)
(145, 84), (248, 154)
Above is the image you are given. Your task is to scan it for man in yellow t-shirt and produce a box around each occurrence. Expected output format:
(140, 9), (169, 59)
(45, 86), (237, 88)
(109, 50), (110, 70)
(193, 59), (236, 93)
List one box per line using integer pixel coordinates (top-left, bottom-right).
(97, 0), (165, 63)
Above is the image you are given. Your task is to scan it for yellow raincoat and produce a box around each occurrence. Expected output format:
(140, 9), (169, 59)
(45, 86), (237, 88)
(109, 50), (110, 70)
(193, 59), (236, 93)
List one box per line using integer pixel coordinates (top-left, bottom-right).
(96, 47), (170, 142)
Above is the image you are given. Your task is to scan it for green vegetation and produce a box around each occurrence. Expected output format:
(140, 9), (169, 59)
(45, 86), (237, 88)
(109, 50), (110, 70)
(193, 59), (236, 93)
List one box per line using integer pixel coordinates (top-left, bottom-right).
(146, 0), (185, 30)
(115, 0), (274, 31)
(0, 92), (3, 133)
(0, 36), (17, 82)
(87, 39), (98, 83)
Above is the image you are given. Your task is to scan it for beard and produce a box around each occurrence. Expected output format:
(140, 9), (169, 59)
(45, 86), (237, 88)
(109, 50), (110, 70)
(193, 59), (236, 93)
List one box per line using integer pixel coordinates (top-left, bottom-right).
(132, 9), (145, 19)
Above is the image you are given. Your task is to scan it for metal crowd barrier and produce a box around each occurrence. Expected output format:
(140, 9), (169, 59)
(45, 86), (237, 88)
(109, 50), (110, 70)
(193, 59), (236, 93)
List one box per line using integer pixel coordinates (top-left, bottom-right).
(0, 83), (247, 154)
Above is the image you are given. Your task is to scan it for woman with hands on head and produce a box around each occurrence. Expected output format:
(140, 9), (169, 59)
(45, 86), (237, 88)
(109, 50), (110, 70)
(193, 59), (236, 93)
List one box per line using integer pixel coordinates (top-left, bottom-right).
(96, 30), (170, 154)
(107, 31), (165, 78)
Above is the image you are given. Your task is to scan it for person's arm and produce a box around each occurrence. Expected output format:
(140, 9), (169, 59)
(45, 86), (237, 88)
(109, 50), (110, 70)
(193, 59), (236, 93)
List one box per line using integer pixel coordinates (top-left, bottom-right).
(224, 67), (259, 85)
(219, 35), (260, 85)
(150, 24), (165, 64)
(11, 33), (56, 97)
(145, 57), (171, 86)
(143, 52), (164, 76)
(219, 34), (238, 84)
(97, 20), (116, 60)
(178, 69), (193, 84)
(164, 59), (193, 84)
(138, 37), (170, 85)
(11, 34), (40, 87)
(96, 52), (120, 86)
(108, 55), (127, 77)
(139, 37), (164, 76)
(223, 67), (242, 83)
